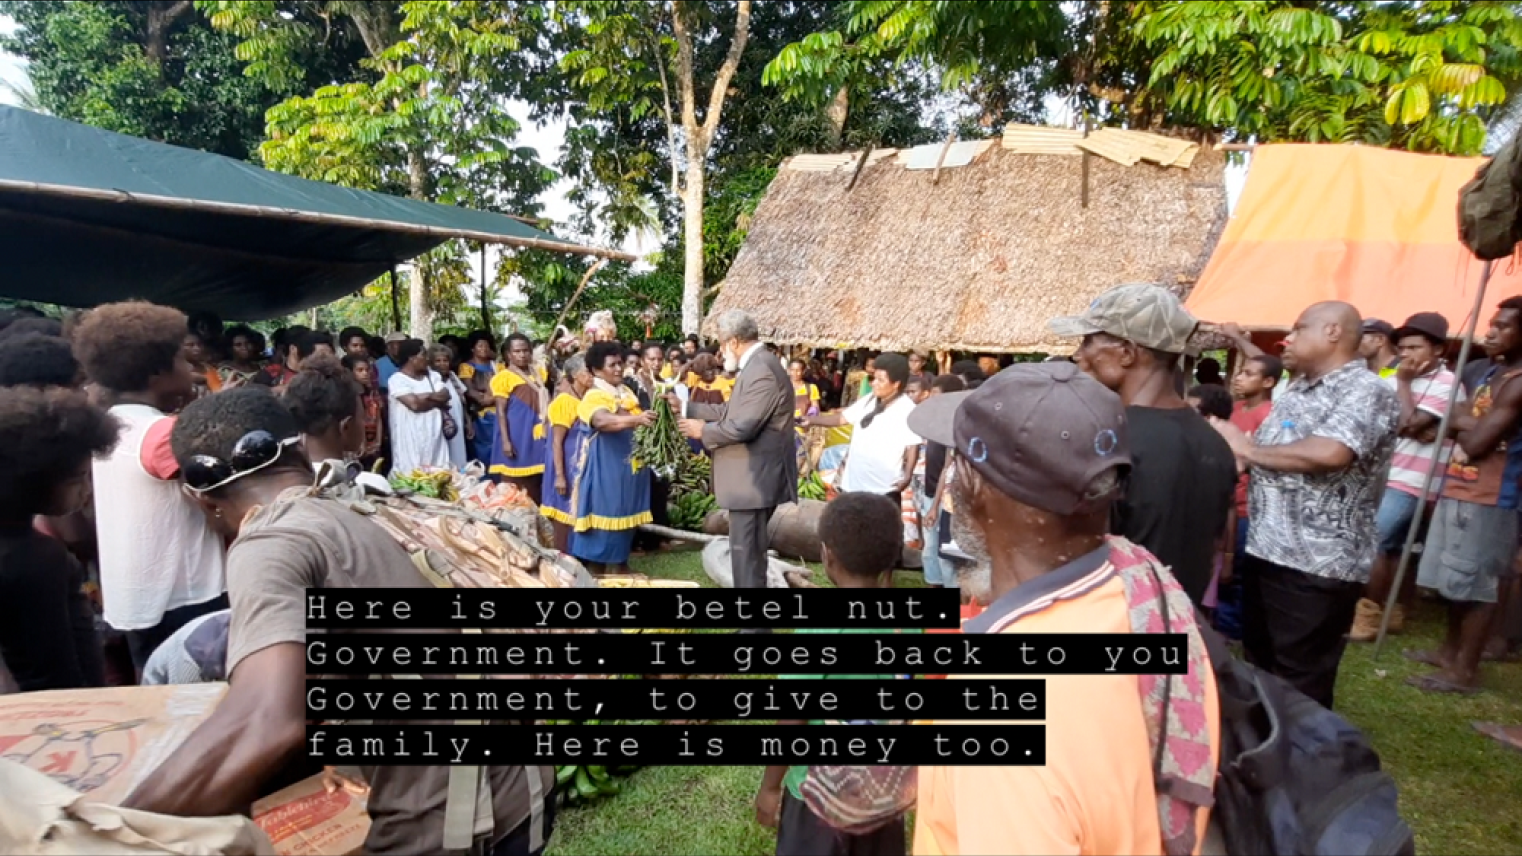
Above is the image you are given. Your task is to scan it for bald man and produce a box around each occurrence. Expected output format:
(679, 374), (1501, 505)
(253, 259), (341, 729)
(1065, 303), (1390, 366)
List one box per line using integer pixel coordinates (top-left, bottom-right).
(1216, 302), (1400, 709)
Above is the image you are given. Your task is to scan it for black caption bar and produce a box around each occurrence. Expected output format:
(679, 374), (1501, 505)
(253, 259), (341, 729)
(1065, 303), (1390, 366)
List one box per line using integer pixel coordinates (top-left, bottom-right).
(306, 724), (1046, 766)
(305, 678), (1045, 721)
(306, 633), (1188, 676)
(305, 588), (961, 630)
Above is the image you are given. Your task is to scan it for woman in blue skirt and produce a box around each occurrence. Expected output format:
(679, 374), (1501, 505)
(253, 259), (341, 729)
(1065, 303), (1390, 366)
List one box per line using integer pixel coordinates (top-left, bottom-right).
(570, 341), (656, 574)
(457, 331), (500, 466)
(490, 332), (549, 503)
(542, 353), (593, 554)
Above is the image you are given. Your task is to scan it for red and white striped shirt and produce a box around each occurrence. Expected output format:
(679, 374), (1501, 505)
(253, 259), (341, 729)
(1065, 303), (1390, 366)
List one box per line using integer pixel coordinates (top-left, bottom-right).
(1384, 367), (1456, 498)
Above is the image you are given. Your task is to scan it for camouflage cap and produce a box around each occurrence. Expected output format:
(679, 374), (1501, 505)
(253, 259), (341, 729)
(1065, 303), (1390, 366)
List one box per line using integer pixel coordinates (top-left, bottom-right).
(1047, 283), (1200, 355)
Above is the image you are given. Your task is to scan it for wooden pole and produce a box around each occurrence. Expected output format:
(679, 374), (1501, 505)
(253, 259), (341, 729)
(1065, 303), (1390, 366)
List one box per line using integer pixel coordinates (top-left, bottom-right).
(1081, 112), (1093, 209)
(932, 129), (959, 186)
(478, 244), (491, 333)
(389, 265), (401, 332)
(846, 144), (875, 192)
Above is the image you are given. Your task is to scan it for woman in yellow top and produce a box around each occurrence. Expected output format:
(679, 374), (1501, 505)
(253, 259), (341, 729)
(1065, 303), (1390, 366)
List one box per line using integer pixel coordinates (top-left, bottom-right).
(541, 354), (592, 554)
(686, 353), (730, 406)
(489, 332), (549, 503)
(570, 342), (656, 574)
(788, 358), (821, 427)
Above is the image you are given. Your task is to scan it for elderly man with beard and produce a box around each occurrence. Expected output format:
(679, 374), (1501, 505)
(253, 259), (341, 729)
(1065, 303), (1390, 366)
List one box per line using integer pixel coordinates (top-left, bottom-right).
(907, 362), (1221, 856)
(1215, 302), (1399, 710)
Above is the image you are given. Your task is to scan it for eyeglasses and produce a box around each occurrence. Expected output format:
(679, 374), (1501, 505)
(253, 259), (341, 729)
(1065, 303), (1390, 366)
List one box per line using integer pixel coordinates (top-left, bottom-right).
(182, 430), (301, 495)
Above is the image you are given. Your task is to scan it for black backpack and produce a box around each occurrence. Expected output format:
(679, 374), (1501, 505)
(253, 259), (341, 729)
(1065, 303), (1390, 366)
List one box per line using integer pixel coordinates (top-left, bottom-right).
(1199, 623), (1416, 856)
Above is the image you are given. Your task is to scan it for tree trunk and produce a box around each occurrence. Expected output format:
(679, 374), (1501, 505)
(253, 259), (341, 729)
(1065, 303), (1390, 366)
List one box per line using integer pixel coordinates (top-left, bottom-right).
(408, 262), (433, 341)
(825, 85), (850, 151)
(680, 161), (705, 335)
(144, 0), (193, 70)
(407, 147), (433, 340)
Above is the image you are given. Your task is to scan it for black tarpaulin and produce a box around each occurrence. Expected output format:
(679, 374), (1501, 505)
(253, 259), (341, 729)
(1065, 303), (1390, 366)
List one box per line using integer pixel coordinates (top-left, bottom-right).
(0, 106), (624, 320)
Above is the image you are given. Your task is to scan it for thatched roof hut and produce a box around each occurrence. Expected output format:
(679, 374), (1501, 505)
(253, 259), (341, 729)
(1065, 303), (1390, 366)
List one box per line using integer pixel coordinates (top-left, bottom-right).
(707, 135), (1228, 354)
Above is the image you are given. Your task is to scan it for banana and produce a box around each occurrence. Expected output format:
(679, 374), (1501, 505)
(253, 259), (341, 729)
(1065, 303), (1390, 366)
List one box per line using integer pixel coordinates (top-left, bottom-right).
(574, 767), (598, 801)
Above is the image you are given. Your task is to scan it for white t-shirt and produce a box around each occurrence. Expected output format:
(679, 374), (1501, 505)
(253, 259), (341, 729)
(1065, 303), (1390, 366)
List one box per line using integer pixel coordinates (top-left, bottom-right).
(94, 404), (226, 631)
(840, 394), (919, 494)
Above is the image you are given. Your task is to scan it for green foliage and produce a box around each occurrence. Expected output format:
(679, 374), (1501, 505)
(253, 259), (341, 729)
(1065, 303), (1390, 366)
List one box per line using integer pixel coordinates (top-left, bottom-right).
(764, 0), (1069, 125)
(1132, 0), (1522, 154)
(767, 0), (1522, 155)
(0, 0), (366, 160)
(206, 1), (558, 327)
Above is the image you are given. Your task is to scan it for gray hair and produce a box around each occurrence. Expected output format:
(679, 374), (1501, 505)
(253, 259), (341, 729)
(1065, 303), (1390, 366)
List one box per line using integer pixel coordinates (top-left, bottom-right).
(713, 309), (759, 344)
(562, 354), (587, 376)
(426, 343), (454, 365)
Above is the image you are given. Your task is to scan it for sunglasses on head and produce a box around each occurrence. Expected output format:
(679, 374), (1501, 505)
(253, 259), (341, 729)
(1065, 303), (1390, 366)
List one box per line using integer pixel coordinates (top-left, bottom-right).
(182, 430), (301, 495)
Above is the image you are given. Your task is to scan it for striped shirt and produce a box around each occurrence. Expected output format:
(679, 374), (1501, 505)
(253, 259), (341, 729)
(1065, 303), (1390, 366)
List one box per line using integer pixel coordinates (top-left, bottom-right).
(1383, 368), (1455, 498)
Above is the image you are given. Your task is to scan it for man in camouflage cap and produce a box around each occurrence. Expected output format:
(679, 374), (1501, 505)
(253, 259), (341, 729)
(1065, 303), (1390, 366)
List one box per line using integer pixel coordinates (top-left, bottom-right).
(1047, 284), (1238, 608)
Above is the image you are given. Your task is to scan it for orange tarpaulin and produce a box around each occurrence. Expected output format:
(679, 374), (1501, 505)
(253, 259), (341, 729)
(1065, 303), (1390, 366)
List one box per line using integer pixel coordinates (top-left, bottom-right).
(1185, 144), (1522, 333)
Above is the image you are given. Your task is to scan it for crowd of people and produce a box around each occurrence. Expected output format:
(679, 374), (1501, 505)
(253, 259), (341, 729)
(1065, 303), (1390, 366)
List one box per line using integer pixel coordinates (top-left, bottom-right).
(1, 280), (1519, 856)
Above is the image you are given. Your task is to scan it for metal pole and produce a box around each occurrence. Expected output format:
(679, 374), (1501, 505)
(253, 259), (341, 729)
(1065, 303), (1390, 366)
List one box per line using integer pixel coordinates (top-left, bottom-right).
(1373, 258), (1495, 659)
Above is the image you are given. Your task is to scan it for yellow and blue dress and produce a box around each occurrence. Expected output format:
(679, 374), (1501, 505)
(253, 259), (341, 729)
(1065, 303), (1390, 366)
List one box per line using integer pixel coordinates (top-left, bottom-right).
(540, 392), (585, 553)
(569, 384), (652, 565)
(488, 368), (548, 490)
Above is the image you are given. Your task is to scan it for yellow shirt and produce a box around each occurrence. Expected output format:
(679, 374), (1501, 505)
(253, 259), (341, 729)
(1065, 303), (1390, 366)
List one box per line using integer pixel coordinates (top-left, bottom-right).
(913, 575), (1220, 856)
(489, 368), (526, 399)
(577, 385), (641, 424)
(548, 393), (580, 429)
(456, 361), (499, 381)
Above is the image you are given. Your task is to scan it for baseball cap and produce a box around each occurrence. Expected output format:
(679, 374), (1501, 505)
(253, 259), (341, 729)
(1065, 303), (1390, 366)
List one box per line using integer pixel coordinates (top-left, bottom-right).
(1361, 319), (1395, 339)
(908, 362), (1131, 516)
(384, 331), (407, 343)
(1392, 312), (1449, 344)
(1047, 283), (1200, 355)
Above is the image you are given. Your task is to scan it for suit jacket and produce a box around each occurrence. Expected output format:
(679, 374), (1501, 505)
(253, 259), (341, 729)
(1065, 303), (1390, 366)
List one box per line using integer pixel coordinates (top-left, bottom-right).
(688, 347), (798, 511)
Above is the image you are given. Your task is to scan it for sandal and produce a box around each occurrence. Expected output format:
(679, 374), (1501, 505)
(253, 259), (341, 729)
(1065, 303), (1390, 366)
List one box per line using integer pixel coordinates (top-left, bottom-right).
(1402, 649), (1446, 668)
(1406, 674), (1482, 695)
(1473, 722), (1522, 754)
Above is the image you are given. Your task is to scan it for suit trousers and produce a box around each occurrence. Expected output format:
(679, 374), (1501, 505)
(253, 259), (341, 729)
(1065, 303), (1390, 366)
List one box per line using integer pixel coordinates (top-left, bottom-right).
(728, 507), (776, 591)
(1240, 555), (1362, 710)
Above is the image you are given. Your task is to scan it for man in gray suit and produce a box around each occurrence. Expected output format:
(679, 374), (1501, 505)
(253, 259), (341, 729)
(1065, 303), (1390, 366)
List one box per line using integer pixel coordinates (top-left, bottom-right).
(677, 310), (798, 603)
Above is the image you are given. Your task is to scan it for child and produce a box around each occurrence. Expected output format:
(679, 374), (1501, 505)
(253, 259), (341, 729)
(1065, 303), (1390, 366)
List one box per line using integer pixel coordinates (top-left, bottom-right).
(342, 353), (385, 468)
(754, 492), (911, 856)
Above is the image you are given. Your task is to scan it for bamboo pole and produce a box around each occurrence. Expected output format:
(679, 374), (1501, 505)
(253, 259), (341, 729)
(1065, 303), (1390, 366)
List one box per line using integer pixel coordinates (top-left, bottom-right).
(1373, 258), (1495, 658)
(0, 178), (637, 261)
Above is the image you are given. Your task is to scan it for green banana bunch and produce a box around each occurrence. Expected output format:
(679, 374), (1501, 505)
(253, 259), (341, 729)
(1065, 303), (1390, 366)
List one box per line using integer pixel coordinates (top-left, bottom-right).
(546, 716), (646, 806)
(667, 491), (718, 531)
(388, 469), (457, 500)
(798, 472), (827, 501)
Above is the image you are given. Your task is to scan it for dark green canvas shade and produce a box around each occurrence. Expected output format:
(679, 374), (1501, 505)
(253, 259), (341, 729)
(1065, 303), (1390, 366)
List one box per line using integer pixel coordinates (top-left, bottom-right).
(0, 106), (628, 320)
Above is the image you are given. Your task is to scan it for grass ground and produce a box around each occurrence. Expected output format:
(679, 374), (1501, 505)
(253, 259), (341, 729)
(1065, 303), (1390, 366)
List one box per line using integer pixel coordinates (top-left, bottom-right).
(547, 548), (1522, 856)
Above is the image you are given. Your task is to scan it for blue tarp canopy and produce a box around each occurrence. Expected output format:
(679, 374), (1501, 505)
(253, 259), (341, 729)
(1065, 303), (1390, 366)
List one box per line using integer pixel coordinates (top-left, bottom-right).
(0, 106), (625, 320)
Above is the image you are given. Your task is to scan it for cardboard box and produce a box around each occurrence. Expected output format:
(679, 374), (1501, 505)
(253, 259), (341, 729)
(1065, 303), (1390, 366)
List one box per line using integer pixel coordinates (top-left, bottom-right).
(253, 774), (370, 856)
(0, 682), (227, 805)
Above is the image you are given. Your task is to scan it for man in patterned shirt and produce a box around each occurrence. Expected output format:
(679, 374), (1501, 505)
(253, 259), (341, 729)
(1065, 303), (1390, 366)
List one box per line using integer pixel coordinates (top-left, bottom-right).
(1217, 301), (1399, 710)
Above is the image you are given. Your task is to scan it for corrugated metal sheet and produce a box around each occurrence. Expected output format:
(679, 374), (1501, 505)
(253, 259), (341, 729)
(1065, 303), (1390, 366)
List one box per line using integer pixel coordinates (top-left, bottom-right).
(899, 139), (996, 169)
(784, 149), (898, 172)
(1002, 123), (1085, 154)
(1076, 129), (1199, 168)
(1003, 123), (1200, 169)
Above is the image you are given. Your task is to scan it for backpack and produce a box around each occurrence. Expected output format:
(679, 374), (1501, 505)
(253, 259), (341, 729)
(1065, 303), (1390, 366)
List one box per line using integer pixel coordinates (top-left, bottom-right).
(1459, 128), (1522, 261)
(1198, 623), (1416, 856)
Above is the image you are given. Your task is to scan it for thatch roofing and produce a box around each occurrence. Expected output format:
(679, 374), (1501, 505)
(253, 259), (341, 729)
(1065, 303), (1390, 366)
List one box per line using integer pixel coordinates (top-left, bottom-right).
(706, 139), (1228, 354)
